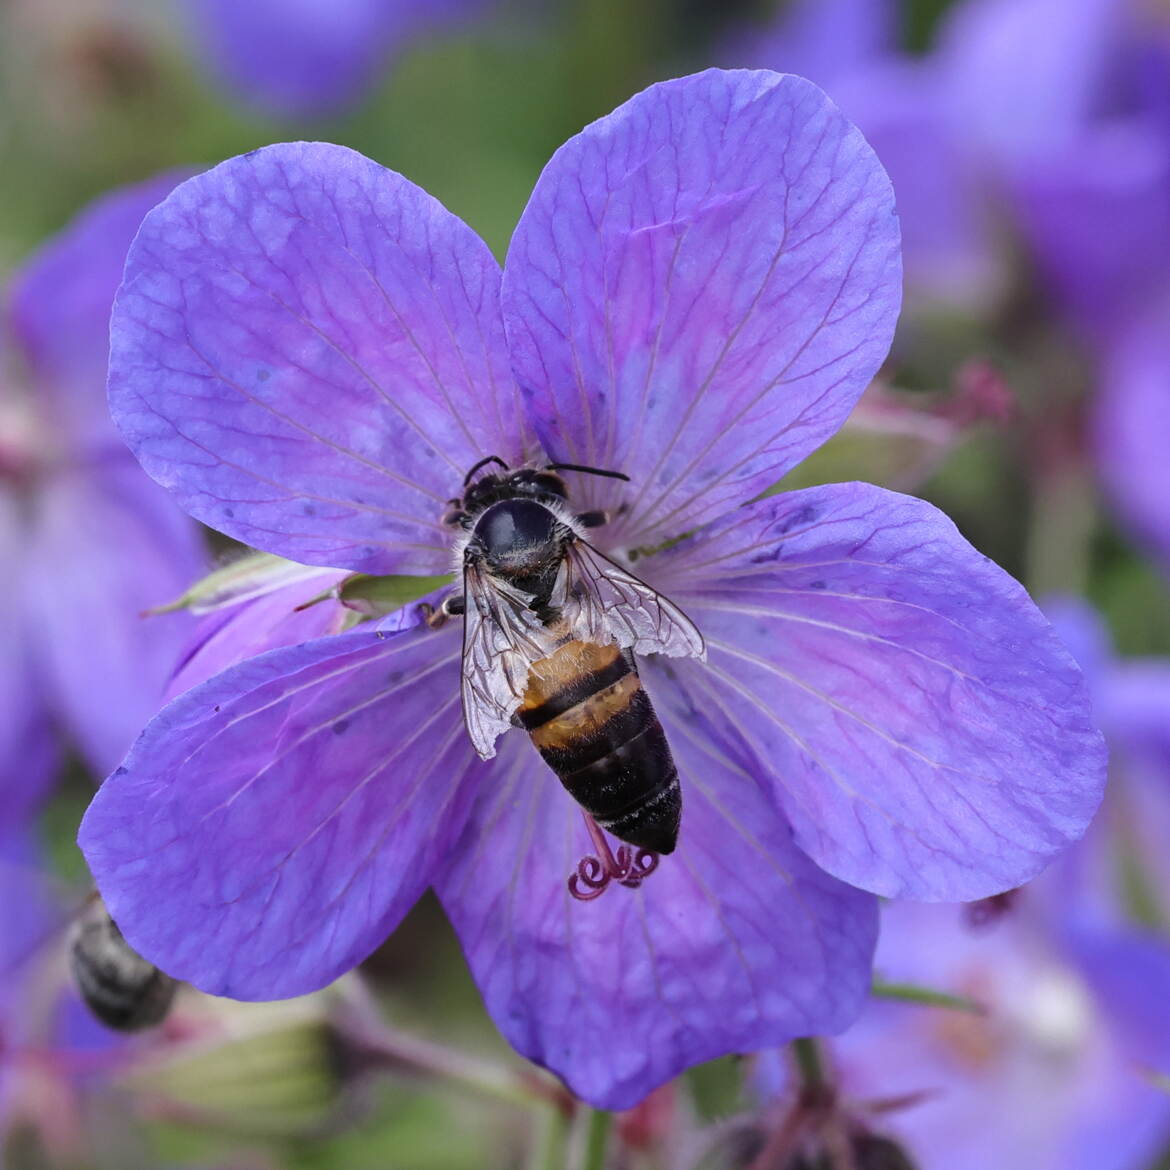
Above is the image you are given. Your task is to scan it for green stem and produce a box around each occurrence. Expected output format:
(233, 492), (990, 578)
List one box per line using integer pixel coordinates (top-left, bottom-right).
(529, 1102), (574, 1170)
(871, 978), (985, 1015)
(789, 1036), (828, 1092)
(581, 1108), (613, 1170)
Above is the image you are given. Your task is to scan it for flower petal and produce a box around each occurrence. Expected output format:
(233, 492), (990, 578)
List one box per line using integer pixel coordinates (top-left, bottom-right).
(0, 497), (58, 827)
(109, 142), (528, 575)
(935, 0), (1119, 161)
(828, 901), (1170, 1170)
(652, 482), (1106, 901)
(183, 0), (487, 118)
(166, 568), (349, 699)
(435, 702), (877, 1110)
(26, 457), (206, 777)
(501, 68), (901, 546)
(79, 622), (478, 998)
(1012, 120), (1170, 346)
(1094, 306), (1170, 571)
(7, 172), (188, 452)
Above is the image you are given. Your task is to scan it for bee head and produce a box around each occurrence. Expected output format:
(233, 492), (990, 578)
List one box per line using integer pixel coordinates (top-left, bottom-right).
(471, 498), (568, 577)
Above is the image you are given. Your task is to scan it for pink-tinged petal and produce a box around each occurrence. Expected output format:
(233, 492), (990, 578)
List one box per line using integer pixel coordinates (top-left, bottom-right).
(435, 702), (877, 1110)
(502, 69), (901, 546)
(7, 172), (188, 452)
(1094, 305), (1170, 571)
(109, 142), (528, 575)
(26, 457), (206, 778)
(652, 483), (1105, 901)
(0, 497), (57, 827)
(79, 622), (477, 999)
(166, 568), (349, 699)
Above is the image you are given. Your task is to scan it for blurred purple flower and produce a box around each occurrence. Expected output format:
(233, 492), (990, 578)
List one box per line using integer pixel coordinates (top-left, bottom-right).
(80, 70), (1104, 1108)
(770, 890), (1170, 1170)
(1043, 597), (1170, 932)
(0, 828), (127, 1159)
(181, 0), (491, 118)
(0, 176), (206, 825)
(738, 0), (1169, 318)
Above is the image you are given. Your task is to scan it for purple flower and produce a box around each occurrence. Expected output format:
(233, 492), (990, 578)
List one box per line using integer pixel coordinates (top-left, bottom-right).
(80, 69), (1105, 1108)
(181, 0), (491, 118)
(0, 176), (206, 823)
(1043, 597), (1170, 931)
(0, 828), (127, 1156)
(770, 891), (1170, 1170)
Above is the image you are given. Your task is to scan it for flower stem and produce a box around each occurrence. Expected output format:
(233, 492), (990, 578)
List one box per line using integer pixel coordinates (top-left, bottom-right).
(529, 1102), (574, 1170)
(581, 1108), (613, 1170)
(789, 1036), (828, 1092)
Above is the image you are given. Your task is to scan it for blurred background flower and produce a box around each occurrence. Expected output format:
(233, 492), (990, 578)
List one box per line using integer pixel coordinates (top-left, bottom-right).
(0, 174), (205, 827)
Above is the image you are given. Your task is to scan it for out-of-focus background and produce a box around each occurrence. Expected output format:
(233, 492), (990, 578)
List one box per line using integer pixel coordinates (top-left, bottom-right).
(3, 1), (1170, 1167)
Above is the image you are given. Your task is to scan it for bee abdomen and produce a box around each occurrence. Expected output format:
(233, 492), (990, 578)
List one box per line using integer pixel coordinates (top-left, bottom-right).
(70, 908), (178, 1032)
(520, 644), (681, 855)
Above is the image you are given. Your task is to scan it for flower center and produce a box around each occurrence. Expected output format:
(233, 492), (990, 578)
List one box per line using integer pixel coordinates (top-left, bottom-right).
(932, 959), (1095, 1072)
(568, 813), (659, 901)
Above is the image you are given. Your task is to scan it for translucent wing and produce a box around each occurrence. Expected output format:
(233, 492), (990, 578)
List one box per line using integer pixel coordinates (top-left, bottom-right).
(460, 560), (560, 760)
(556, 539), (706, 661)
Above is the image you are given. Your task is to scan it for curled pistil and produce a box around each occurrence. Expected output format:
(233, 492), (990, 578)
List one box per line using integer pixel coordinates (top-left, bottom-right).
(568, 813), (659, 901)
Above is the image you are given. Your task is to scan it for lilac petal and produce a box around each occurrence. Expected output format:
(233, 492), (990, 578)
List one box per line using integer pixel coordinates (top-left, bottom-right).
(0, 828), (58, 985)
(7, 172), (188, 452)
(832, 902), (1170, 1170)
(651, 482), (1106, 901)
(79, 622), (477, 999)
(1041, 595), (1114, 687)
(435, 702), (877, 1110)
(936, 0), (1121, 161)
(166, 568), (349, 699)
(184, 0), (486, 118)
(0, 496), (59, 826)
(731, 0), (896, 81)
(502, 69), (901, 546)
(110, 142), (528, 575)
(832, 61), (998, 307)
(1094, 305), (1170, 570)
(26, 457), (206, 777)
(1012, 120), (1170, 346)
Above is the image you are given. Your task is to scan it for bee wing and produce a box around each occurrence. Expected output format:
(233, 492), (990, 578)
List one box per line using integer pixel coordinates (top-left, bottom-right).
(558, 540), (706, 661)
(460, 560), (559, 759)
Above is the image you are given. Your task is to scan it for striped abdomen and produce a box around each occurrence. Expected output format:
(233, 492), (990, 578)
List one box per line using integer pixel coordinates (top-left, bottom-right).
(516, 640), (681, 854)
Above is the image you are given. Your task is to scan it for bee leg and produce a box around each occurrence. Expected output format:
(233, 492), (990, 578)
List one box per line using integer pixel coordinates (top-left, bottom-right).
(575, 510), (609, 529)
(420, 593), (465, 630)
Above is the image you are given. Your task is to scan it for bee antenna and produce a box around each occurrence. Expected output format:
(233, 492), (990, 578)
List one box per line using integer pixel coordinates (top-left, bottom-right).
(545, 461), (630, 483)
(463, 455), (509, 486)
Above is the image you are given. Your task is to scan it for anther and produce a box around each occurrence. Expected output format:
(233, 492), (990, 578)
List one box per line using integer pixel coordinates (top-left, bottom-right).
(567, 814), (660, 901)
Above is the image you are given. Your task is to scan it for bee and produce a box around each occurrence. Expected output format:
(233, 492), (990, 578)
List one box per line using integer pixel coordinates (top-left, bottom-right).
(429, 457), (704, 860)
(69, 897), (178, 1031)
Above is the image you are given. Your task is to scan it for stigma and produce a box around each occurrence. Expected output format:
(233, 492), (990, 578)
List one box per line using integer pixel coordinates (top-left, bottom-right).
(567, 813), (659, 901)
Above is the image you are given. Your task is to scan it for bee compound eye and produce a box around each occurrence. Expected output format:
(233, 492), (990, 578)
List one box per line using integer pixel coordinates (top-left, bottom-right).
(69, 906), (179, 1032)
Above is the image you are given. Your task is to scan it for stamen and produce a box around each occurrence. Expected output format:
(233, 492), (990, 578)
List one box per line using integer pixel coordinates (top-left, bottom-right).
(567, 814), (659, 901)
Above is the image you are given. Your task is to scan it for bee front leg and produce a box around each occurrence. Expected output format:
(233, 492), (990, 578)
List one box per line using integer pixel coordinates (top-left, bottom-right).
(420, 593), (466, 630)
